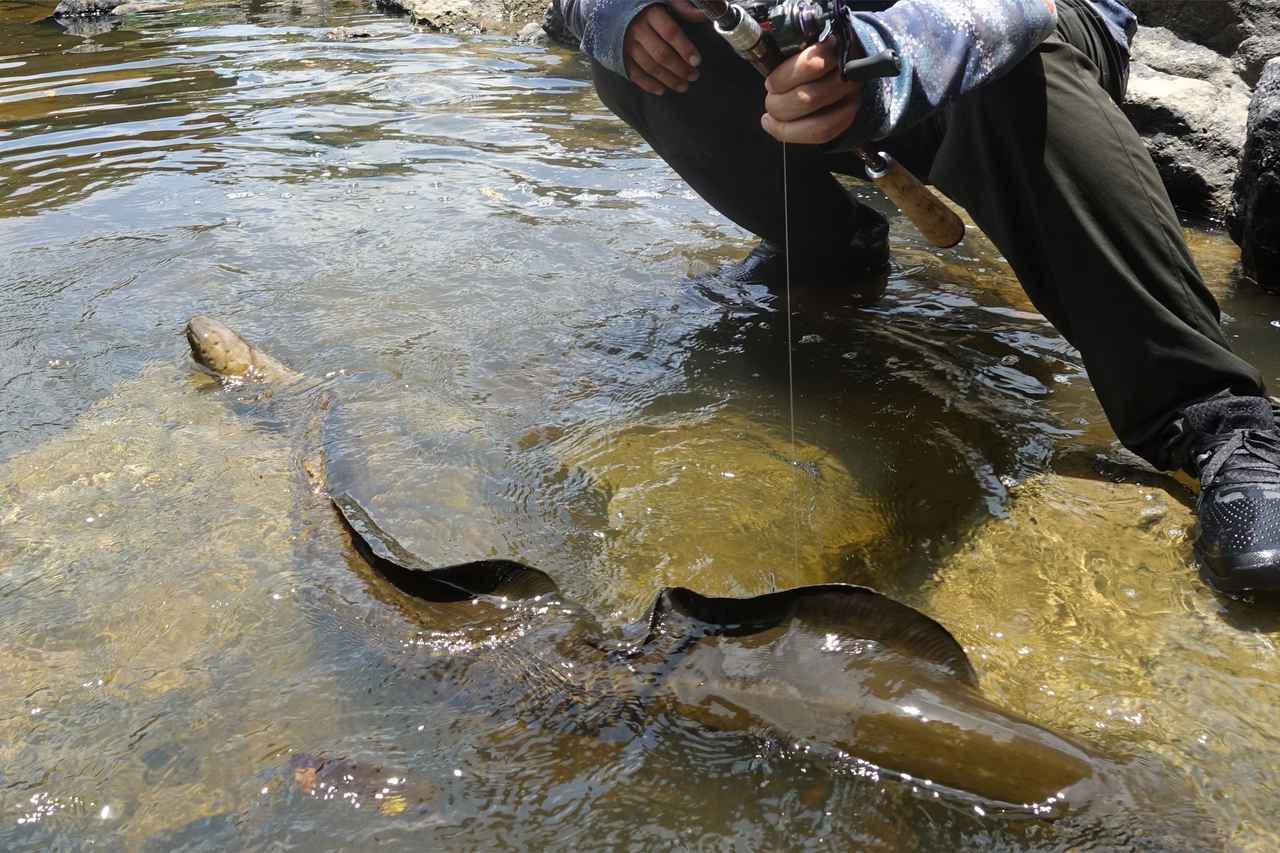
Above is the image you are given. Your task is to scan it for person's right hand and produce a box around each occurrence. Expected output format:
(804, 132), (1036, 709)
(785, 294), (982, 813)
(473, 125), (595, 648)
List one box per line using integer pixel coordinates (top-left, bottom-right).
(623, 0), (705, 96)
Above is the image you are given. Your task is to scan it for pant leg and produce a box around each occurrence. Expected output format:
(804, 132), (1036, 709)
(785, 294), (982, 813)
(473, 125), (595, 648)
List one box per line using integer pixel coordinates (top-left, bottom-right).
(590, 23), (861, 262)
(925, 0), (1265, 470)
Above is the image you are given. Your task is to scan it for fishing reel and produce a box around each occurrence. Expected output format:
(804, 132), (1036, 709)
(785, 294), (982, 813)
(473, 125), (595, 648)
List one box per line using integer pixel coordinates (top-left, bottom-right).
(732, 0), (901, 81)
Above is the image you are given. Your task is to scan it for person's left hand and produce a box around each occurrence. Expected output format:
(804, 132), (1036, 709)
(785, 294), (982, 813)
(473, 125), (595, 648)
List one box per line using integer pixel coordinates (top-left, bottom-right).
(762, 39), (862, 144)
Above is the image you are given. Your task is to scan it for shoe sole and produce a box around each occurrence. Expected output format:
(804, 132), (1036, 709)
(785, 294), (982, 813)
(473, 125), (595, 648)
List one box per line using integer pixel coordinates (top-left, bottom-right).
(1196, 545), (1280, 594)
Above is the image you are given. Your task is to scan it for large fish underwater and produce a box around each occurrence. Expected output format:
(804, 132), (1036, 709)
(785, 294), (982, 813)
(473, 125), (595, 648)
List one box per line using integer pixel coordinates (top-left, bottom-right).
(184, 315), (1198, 838)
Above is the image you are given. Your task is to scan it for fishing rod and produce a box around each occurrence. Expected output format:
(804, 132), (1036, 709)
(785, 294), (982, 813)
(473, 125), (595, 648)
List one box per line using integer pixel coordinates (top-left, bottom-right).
(687, 0), (966, 248)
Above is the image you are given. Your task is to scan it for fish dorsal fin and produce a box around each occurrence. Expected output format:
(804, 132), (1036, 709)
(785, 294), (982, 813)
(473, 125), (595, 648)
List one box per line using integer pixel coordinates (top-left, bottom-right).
(643, 584), (978, 686)
(333, 493), (561, 602)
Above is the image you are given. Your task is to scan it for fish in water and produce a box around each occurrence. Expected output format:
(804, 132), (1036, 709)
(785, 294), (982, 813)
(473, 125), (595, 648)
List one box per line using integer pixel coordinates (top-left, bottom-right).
(185, 316), (1106, 816)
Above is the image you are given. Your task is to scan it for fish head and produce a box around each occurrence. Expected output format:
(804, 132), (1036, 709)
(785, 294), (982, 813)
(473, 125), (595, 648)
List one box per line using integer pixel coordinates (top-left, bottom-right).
(186, 315), (259, 378)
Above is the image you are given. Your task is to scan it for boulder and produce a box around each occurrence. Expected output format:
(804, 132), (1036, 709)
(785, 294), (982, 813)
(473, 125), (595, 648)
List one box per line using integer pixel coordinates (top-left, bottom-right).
(1126, 0), (1279, 86)
(1124, 26), (1252, 218)
(53, 0), (126, 15)
(376, 0), (485, 33)
(376, 0), (548, 34)
(1229, 58), (1280, 288)
(323, 26), (374, 40)
(53, 0), (168, 15)
(515, 21), (551, 45)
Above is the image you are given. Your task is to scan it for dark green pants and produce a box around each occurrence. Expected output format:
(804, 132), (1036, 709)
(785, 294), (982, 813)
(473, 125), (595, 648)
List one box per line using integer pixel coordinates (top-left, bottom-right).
(590, 0), (1265, 470)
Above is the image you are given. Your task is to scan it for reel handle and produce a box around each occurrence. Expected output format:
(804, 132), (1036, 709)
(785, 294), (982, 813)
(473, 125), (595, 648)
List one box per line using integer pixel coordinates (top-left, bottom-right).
(841, 48), (900, 81)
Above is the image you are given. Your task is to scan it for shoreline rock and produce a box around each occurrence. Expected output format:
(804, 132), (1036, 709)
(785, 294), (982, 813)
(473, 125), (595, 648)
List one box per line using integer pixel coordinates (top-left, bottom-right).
(374, 0), (549, 34)
(1229, 58), (1280, 288)
(1125, 0), (1279, 87)
(54, 0), (171, 17)
(1124, 26), (1252, 220)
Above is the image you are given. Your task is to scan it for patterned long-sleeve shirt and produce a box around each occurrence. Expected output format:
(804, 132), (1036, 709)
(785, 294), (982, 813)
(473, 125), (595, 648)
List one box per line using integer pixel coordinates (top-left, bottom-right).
(559, 0), (1136, 144)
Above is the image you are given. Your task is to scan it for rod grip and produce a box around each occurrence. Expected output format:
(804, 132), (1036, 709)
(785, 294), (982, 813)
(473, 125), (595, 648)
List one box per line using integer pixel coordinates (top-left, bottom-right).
(866, 153), (965, 248)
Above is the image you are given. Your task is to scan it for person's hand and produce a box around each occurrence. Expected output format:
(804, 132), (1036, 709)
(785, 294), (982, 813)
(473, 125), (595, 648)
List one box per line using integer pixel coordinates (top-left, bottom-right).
(762, 40), (862, 143)
(623, 0), (705, 96)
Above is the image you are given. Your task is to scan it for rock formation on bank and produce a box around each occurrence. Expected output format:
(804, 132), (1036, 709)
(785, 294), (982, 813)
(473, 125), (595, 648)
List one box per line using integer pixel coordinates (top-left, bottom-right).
(1229, 59), (1280, 288)
(1125, 0), (1279, 87)
(1123, 25), (1252, 219)
(372, 0), (547, 34)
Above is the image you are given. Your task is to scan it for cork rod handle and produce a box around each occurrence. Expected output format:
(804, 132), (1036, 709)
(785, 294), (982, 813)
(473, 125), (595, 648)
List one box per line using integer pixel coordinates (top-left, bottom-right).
(864, 153), (965, 248)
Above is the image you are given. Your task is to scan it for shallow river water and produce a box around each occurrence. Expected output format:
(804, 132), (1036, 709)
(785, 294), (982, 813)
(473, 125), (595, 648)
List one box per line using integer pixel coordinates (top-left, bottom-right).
(3, 2), (1280, 849)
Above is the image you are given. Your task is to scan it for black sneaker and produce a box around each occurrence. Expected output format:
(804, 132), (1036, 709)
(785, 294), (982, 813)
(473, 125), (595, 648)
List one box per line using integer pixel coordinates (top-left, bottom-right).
(1185, 395), (1280, 593)
(716, 201), (890, 286)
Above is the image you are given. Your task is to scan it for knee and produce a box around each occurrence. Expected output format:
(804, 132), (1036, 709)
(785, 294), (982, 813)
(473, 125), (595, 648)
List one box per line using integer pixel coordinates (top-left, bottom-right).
(591, 59), (644, 127)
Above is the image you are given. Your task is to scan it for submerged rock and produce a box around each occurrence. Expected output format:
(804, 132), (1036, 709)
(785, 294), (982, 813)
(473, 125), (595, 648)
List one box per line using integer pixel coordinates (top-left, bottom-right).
(323, 26), (374, 41)
(1124, 26), (1252, 219)
(286, 754), (443, 817)
(562, 409), (891, 617)
(0, 365), (335, 847)
(1229, 58), (1280, 288)
(924, 462), (1280, 849)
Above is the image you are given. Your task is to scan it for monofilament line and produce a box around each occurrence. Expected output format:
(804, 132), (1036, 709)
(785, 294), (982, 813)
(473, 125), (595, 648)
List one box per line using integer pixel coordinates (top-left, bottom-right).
(782, 140), (800, 582)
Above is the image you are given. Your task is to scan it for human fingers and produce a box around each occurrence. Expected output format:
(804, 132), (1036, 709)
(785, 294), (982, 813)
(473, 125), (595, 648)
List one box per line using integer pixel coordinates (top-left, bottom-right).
(760, 96), (859, 144)
(764, 72), (857, 122)
(624, 14), (672, 94)
(764, 40), (840, 95)
(637, 9), (701, 81)
(627, 60), (668, 95)
(630, 37), (691, 92)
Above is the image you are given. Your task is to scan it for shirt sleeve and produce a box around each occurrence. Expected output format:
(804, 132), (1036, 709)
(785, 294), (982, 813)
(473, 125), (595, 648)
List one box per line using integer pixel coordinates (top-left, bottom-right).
(836, 0), (1059, 148)
(557, 0), (662, 77)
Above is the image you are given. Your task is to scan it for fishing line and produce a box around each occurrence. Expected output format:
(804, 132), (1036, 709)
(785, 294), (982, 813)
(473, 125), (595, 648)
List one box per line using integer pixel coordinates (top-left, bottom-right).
(781, 140), (801, 583)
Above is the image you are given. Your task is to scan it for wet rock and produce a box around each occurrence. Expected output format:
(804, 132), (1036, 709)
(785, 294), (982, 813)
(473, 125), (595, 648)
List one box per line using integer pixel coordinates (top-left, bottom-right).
(58, 15), (117, 35)
(53, 0), (125, 15)
(376, 0), (483, 34)
(561, 409), (891, 617)
(1229, 58), (1280, 288)
(1126, 0), (1280, 86)
(53, 0), (168, 16)
(1124, 26), (1252, 218)
(323, 26), (374, 40)
(515, 21), (550, 45)
(375, 0), (548, 34)
(287, 754), (442, 817)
